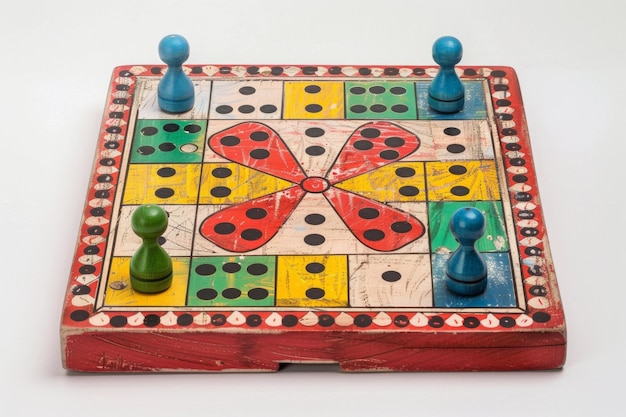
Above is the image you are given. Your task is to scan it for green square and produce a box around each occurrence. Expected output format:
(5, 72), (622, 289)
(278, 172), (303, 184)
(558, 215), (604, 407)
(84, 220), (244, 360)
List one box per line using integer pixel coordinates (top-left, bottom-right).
(131, 120), (206, 163)
(345, 81), (417, 119)
(428, 201), (509, 253)
(187, 256), (276, 307)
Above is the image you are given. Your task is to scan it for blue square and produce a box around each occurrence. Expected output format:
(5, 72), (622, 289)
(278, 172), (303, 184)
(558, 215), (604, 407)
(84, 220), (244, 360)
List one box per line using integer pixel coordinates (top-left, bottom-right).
(432, 252), (517, 307)
(416, 80), (488, 120)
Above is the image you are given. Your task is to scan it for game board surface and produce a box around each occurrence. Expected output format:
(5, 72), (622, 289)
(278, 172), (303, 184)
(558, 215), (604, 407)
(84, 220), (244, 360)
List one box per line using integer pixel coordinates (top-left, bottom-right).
(60, 63), (566, 372)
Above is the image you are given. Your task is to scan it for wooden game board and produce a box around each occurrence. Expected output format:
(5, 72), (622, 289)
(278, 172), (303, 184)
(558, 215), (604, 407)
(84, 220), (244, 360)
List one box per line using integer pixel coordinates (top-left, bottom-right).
(60, 63), (566, 372)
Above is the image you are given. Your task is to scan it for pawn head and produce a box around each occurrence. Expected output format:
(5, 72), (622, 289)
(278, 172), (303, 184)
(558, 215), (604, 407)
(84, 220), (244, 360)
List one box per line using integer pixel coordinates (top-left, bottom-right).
(432, 36), (463, 67)
(450, 207), (485, 244)
(158, 34), (190, 66)
(131, 204), (169, 239)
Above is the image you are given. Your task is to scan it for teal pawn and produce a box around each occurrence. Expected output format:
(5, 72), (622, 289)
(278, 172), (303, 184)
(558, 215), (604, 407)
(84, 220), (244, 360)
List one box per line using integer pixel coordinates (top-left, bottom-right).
(158, 34), (195, 113)
(428, 36), (465, 113)
(130, 205), (173, 293)
(445, 207), (488, 296)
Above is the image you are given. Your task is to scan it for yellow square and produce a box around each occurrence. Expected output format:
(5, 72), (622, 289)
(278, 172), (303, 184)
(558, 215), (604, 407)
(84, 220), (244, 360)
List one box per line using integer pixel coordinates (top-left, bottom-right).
(426, 160), (500, 201)
(283, 81), (345, 119)
(104, 257), (189, 307)
(123, 163), (201, 205)
(276, 255), (348, 307)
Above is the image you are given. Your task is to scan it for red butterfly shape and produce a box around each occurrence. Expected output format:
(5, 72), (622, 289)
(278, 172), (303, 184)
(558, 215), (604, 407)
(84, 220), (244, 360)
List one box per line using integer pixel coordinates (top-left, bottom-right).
(199, 121), (425, 252)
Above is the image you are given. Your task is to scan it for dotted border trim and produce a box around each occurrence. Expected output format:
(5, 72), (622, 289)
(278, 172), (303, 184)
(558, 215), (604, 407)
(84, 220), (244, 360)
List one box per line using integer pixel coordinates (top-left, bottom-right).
(63, 65), (563, 332)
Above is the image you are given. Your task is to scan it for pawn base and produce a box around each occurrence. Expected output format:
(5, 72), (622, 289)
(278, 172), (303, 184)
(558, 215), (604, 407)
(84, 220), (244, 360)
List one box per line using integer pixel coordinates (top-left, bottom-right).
(446, 274), (487, 296)
(428, 95), (464, 113)
(130, 272), (173, 294)
(158, 95), (194, 114)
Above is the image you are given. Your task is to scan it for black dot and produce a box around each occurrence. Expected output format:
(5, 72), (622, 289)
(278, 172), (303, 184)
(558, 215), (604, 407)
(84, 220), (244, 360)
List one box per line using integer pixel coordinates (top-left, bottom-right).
(305, 127), (325, 137)
(219, 67), (232, 74)
(491, 70), (507, 77)
(306, 262), (325, 273)
(395, 167), (415, 177)
(464, 68), (477, 76)
(238, 105), (255, 114)
(369, 85), (385, 94)
(212, 314), (227, 326)
(359, 68), (372, 75)
(304, 234), (325, 246)
(532, 312), (551, 323)
(72, 285), (91, 295)
(250, 131), (270, 143)
(318, 314), (335, 327)
(260, 105), (277, 114)
(212, 167), (232, 178)
(250, 149), (270, 159)
(195, 263), (217, 276)
(390, 86), (407, 95)
(214, 222), (236, 235)
(361, 128), (380, 138)
(100, 158), (115, 166)
(354, 314), (372, 328)
(450, 186), (470, 196)
(385, 137), (405, 147)
(306, 146), (326, 156)
(529, 285), (547, 296)
(391, 221), (412, 233)
(447, 144), (466, 154)
(70, 310), (90, 322)
(163, 123), (179, 132)
(220, 135), (240, 146)
(140, 126), (158, 136)
(304, 213), (325, 225)
(155, 188), (175, 198)
(354, 140), (373, 150)
(157, 167), (176, 177)
(158, 236), (166, 246)
(247, 263), (269, 275)
(428, 316), (444, 328)
(363, 229), (385, 241)
(394, 315), (409, 328)
(184, 124), (202, 134)
(247, 67), (259, 74)
(110, 316), (128, 327)
(370, 104), (387, 113)
(350, 86), (366, 95)
(464, 317), (480, 328)
(358, 208), (379, 219)
(513, 174), (529, 183)
(270, 67), (283, 75)
(382, 271), (401, 282)
(494, 84), (509, 92)
(246, 208), (267, 219)
(449, 165), (467, 175)
(282, 315), (298, 327)
(350, 105), (367, 113)
(380, 150), (399, 160)
(241, 229), (263, 241)
(305, 104), (323, 113)
(506, 143), (522, 151)
(248, 288), (269, 300)
(104, 141), (120, 149)
(137, 146), (155, 155)
(511, 158), (526, 166)
(223, 262), (241, 273)
(210, 186), (231, 197)
(144, 315), (160, 327)
(499, 317), (516, 328)
(305, 85), (322, 93)
(97, 174), (113, 183)
(197, 288), (218, 300)
(87, 226), (104, 235)
(216, 105), (233, 114)
(399, 186), (419, 196)
(391, 104), (408, 113)
(444, 127), (461, 136)
(79, 265), (96, 274)
(239, 86), (256, 95)
(83, 245), (100, 255)
(222, 288), (242, 299)
(177, 314), (193, 326)
(90, 207), (105, 217)
(306, 288), (325, 299)
(496, 99), (511, 107)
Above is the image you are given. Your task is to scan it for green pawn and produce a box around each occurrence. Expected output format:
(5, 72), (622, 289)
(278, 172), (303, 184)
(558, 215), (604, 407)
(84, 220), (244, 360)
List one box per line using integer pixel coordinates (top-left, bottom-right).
(130, 205), (173, 293)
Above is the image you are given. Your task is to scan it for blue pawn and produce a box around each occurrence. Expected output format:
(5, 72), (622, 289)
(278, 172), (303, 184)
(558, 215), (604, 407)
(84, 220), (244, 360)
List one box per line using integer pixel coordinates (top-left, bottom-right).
(158, 34), (195, 113)
(446, 207), (488, 296)
(428, 36), (465, 113)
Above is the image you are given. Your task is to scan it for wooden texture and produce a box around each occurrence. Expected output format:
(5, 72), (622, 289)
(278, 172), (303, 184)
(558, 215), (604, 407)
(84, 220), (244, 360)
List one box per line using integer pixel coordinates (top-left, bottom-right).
(60, 64), (566, 372)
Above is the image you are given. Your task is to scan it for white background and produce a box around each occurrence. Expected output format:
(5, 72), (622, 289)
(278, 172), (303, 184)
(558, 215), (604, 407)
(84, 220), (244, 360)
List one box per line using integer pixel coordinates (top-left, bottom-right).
(1, 1), (623, 415)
